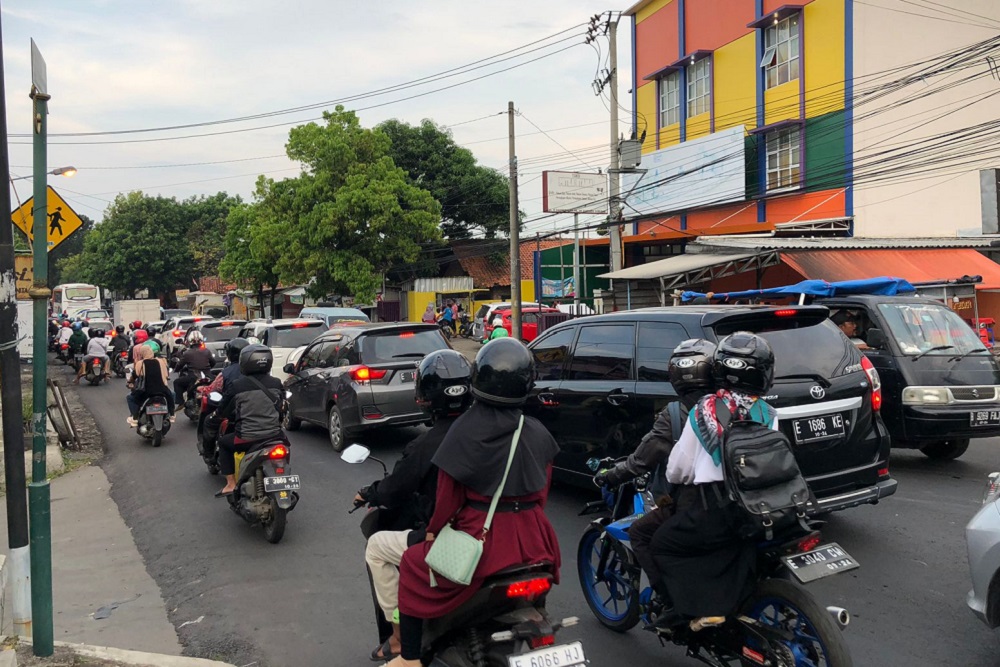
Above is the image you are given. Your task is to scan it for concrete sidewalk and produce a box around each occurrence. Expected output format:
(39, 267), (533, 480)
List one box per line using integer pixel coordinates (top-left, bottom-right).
(0, 465), (182, 655)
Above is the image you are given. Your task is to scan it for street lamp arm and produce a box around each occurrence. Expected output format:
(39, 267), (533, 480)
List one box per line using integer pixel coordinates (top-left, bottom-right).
(9, 165), (76, 181)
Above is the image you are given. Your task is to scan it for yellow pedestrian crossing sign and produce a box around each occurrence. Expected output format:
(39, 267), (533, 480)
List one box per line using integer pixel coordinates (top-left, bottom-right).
(11, 185), (84, 251)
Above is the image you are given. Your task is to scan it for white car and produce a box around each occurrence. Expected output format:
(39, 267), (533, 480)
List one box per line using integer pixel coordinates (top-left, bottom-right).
(237, 319), (326, 382)
(157, 315), (215, 356)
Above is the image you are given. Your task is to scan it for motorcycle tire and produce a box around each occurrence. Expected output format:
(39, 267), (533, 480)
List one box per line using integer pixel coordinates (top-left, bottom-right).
(184, 403), (199, 422)
(263, 498), (287, 544)
(577, 525), (641, 632)
(741, 578), (853, 667)
(152, 430), (163, 448)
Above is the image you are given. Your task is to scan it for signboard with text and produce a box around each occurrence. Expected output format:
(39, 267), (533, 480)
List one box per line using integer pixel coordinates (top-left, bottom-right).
(542, 171), (607, 214)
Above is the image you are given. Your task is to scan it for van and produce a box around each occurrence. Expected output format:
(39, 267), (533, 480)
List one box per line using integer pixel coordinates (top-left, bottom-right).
(475, 302), (542, 339)
(817, 294), (1000, 460)
(298, 307), (370, 328)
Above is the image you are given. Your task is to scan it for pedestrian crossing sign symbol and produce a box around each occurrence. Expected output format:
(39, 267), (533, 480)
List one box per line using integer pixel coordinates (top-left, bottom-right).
(11, 185), (84, 251)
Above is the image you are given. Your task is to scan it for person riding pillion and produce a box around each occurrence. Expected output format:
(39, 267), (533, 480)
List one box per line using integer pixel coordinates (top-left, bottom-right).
(75, 328), (111, 383)
(201, 337), (251, 460)
(173, 330), (213, 410)
(358, 349), (474, 661)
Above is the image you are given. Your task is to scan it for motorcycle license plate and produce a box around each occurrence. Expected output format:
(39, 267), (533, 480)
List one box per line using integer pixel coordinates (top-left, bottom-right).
(782, 542), (859, 584)
(264, 475), (301, 492)
(508, 642), (585, 667)
(145, 404), (169, 415)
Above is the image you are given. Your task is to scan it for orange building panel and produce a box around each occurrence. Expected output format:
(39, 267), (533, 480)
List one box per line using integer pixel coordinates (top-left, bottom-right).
(686, 201), (760, 231)
(765, 188), (846, 223)
(685, 0), (755, 52)
(635, 4), (680, 86)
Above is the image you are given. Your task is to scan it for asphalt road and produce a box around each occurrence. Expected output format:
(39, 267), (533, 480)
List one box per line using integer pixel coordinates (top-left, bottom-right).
(58, 359), (999, 667)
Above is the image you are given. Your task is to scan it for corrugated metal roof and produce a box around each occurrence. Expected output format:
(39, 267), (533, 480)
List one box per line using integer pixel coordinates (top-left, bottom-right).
(782, 249), (1000, 290)
(599, 252), (758, 280)
(693, 236), (1000, 250)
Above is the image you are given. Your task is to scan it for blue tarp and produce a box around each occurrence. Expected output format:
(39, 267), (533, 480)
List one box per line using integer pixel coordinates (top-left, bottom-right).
(681, 277), (916, 302)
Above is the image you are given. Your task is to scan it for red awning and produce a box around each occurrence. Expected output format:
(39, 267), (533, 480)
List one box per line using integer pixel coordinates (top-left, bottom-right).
(780, 249), (1000, 290)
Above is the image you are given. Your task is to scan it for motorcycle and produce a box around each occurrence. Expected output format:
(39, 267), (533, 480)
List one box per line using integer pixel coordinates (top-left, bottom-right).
(136, 395), (172, 448)
(83, 357), (107, 386)
(182, 371), (212, 422)
(195, 384), (227, 474)
(55, 343), (72, 365)
(578, 457), (854, 667)
(215, 387), (299, 544)
(72, 352), (85, 373)
(457, 312), (475, 339)
(342, 444), (583, 667)
(112, 350), (130, 378)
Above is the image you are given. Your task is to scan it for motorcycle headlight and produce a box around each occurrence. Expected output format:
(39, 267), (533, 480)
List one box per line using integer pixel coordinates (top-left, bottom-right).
(901, 386), (952, 405)
(984, 472), (1000, 506)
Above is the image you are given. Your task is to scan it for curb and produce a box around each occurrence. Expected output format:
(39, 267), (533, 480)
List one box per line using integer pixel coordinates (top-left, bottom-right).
(18, 637), (236, 667)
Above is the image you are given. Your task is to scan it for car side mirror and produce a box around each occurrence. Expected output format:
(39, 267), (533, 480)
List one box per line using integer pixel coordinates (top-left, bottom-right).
(866, 327), (887, 349)
(283, 363), (295, 374)
(341, 444), (370, 464)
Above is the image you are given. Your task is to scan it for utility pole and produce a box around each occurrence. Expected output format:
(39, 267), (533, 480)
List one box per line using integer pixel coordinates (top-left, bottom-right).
(0, 8), (32, 641)
(607, 17), (623, 273)
(508, 101), (521, 340)
(28, 38), (54, 657)
(573, 213), (581, 313)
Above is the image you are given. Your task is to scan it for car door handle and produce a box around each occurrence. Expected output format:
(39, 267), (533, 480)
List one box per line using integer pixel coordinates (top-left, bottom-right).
(537, 392), (559, 407)
(606, 392), (630, 406)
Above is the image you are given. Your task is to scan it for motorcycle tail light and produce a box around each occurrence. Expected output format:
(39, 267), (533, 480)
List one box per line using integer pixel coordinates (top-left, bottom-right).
(268, 445), (289, 460)
(61, 344), (68, 350)
(172, 330), (183, 337)
(528, 636), (555, 649)
(797, 534), (822, 553)
(860, 356), (882, 412)
(506, 578), (551, 599)
(275, 467), (285, 475)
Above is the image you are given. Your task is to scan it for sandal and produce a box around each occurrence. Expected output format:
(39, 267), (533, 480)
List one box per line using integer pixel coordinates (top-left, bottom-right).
(214, 489), (234, 498)
(370, 640), (399, 662)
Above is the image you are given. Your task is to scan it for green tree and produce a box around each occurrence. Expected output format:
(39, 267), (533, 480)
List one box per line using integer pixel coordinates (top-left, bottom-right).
(272, 107), (442, 303)
(378, 118), (510, 240)
(48, 213), (94, 285)
(75, 192), (193, 298)
(54, 253), (86, 284)
(218, 194), (282, 316)
(182, 192), (241, 281)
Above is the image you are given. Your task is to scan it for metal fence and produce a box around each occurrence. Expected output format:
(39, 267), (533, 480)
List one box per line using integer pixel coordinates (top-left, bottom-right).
(537, 311), (592, 336)
(376, 300), (401, 322)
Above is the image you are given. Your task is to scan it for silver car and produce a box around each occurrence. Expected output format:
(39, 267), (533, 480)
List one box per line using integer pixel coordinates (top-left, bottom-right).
(967, 472), (1000, 627)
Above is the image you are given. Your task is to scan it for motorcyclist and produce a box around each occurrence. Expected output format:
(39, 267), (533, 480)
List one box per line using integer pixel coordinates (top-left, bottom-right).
(172, 330), (213, 411)
(594, 339), (717, 597)
(68, 322), (88, 355)
(650, 332), (778, 633)
(75, 328), (110, 384)
(358, 349), (473, 661)
(200, 337), (250, 457)
(214, 344), (286, 497)
(481, 316), (508, 344)
(57, 320), (73, 348)
(110, 325), (130, 354)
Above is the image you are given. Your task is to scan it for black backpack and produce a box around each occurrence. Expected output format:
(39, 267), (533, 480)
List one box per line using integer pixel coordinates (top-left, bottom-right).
(715, 399), (814, 540)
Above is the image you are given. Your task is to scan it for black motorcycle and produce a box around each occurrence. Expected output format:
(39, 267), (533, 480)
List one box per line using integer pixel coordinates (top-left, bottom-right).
(182, 371), (212, 422)
(83, 357), (107, 386)
(342, 444), (583, 667)
(226, 430), (300, 544)
(112, 350), (130, 378)
(457, 312), (475, 339)
(136, 395), (172, 448)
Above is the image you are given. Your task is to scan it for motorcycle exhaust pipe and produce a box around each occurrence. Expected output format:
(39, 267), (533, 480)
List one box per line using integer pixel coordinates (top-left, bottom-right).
(826, 606), (850, 629)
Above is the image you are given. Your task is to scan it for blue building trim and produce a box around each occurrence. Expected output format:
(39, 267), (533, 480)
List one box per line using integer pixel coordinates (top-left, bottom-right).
(678, 0), (687, 142)
(755, 0), (766, 222)
(631, 15), (638, 142)
(680, 214), (688, 231)
(844, 0), (855, 225)
(533, 251), (542, 302)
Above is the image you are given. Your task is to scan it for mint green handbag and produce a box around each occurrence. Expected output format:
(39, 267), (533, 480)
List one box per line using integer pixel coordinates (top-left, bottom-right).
(425, 416), (524, 587)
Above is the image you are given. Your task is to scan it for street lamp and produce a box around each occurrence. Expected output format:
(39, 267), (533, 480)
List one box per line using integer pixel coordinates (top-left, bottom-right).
(9, 165), (76, 181)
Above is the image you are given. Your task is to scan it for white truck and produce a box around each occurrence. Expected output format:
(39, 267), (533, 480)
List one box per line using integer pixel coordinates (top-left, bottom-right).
(113, 299), (161, 327)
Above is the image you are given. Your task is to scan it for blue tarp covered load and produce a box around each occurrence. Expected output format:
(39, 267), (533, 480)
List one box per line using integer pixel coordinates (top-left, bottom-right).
(681, 277), (916, 302)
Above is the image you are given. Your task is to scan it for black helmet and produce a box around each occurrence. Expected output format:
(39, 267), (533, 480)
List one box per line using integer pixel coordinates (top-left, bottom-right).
(115, 325), (125, 335)
(93, 329), (105, 338)
(225, 337), (250, 363)
(669, 339), (717, 408)
(713, 332), (775, 395)
(239, 343), (273, 375)
(416, 350), (473, 416)
(471, 337), (534, 406)
(87, 328), (98, 338)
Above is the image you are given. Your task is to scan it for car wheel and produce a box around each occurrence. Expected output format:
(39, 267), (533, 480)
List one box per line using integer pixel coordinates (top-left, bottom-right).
(919, 438), (970, 460)
(328, 404), (346, 452)
(284, 409), (302, 432)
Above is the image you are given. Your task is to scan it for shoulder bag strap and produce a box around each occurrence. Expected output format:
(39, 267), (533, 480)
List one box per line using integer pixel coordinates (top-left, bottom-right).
(481, 415), (524, 537)
(246, 375), (281, 410)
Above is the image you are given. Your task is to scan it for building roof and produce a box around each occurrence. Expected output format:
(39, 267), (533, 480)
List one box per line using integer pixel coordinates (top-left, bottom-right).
(782, 249), (1000, 290)
(599, 251), (759, 280)
(623, 0), (657, 16)
(692, 236), (1000, 250)
(449, 239), (569, 287)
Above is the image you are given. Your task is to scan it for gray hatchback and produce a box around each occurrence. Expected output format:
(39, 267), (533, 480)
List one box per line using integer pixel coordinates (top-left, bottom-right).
(281, 323), (451, 450)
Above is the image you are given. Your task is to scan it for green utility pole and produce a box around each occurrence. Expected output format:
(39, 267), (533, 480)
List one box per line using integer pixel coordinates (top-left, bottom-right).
(28, 38), (53, 657)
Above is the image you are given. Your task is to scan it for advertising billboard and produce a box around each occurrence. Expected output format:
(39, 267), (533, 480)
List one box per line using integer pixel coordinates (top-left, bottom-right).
(542, 171), (607, 214)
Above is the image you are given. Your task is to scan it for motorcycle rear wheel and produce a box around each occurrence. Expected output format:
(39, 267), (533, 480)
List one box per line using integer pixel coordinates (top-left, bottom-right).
(742, 578), (853, 667)
(263, 497), (287, 544)
(577, 526), (640, 632)
(152, 430), (163, 448)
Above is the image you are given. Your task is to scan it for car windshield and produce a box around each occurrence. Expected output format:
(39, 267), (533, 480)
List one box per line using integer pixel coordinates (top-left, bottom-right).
(86, 310), (110, 319)
(877, 302), (986, 356)
(271, 324), (324, 348)
(361, 329), (449, 364)
(200, 325), (242, 343)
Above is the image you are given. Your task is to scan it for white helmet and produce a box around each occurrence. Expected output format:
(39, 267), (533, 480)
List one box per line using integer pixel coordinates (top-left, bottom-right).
(492, 316), (504, 327)
(187, 330), (205, 345)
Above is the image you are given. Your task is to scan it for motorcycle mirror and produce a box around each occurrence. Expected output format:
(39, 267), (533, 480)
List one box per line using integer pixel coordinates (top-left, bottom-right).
(283, 363), (295, 374)
(340, 444), (371, 464)
(208, 391), (223, 403)
(586, 457), (602, 472)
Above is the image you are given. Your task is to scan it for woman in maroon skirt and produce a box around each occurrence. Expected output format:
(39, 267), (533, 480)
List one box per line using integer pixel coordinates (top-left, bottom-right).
(389, 339), (560, 667)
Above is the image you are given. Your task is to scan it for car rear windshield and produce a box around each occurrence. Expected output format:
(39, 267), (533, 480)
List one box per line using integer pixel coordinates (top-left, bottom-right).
(271, 323), (324, 347)
(201, 325), (242, 343)
(361, 329), (448, 364)
(758, 322), (859, 379)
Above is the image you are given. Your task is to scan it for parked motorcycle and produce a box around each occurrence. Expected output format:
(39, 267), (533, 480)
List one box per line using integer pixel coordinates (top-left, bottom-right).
(112, 350), (130, 378)
(136, 395), (172, 448)
(342, 444), (583, 667)
(457, 312), (475, 339)
(578, 457), (854, 666)
(83, 357), (107, 386)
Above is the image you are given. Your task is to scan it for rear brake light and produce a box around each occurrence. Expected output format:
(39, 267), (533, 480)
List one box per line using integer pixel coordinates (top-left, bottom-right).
(773, 309), (797, 317)
(172, 330), (183, 337)
(268, 445), (288, 460)
(60, 344), (68, 350)
(506, 577), (551, 599)
(528, 636), (556, 649)
(797, 534), (822, 553)
(350, 365), (388, 382)
(860, 356), (882, 412)
(291, 322), (313, 328)
(878, 466), (889, 477)
(399, 332), (414, 338)
(221, 321), (234, 326)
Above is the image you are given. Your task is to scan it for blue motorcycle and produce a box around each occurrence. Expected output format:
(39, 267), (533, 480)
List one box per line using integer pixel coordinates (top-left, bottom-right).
(577, 457), (857, 666)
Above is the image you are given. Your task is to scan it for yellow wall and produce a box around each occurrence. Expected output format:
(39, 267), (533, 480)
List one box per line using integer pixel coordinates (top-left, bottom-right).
(804, 0), (845, 119)
(713, 33), (757, 131)
(635, 0), (674, 23)
(637, 82), (659, 153)
(686, 112), (711, 141)
(764, 80), (800, 125)
(406, 291), (436, 322)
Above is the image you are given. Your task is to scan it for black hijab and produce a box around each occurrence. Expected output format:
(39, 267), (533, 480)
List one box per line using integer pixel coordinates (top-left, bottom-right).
(432, 402), (559, 497)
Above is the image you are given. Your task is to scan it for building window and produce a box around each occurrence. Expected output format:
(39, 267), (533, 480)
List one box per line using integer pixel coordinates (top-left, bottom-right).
(642, 244), (682, 258)
(762, 14), (800, 89)
(659, 72), (680, 127)
(766, 126), (802, 191)
(687, 57), (711, 117)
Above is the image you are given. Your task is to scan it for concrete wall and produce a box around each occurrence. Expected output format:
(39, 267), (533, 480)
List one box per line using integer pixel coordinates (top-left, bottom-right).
(852, 0), (1000, 237)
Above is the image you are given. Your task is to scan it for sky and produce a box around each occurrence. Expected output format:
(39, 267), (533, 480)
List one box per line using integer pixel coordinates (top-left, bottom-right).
(0, 1), (633, 239)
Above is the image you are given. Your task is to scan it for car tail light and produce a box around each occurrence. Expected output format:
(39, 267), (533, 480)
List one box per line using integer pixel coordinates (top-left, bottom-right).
(860, 356), (882, 412)
(506, 578), (551, 599)
(291, 322), (313, 328)
(528, 636), (555, 649)
(773, 309), (797, 317)
(797, 534), (822, 553)
(172, 330), (183, 337)
(350, 366), (387, 383)
(268, 445), (288, 460)
(399, 332), (414, 338)
(221, 321), (234, 326)
(878, 466), (890, 477)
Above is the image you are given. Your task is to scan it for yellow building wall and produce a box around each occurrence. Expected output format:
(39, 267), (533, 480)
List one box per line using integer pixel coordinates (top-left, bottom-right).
(406, 291), (436, 322)
(686, 113), (711, 141)
(713, 33), (757, 132)
(764, 80), (800, 125)
(804, 0), (845, 119)
(637, 82), (659, 154)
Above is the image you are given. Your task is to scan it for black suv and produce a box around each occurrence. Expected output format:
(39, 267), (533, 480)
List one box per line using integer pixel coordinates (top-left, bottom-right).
(524, 305), (897, 514)
(281, 323), (451, 451)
